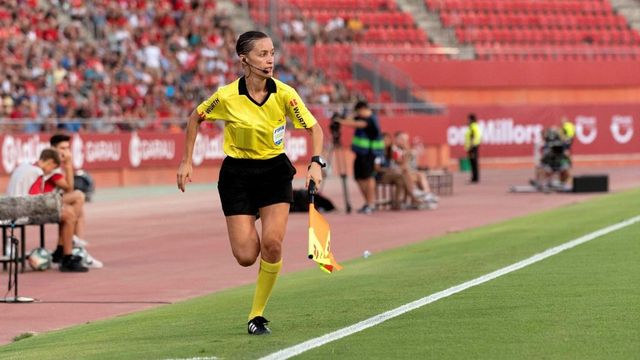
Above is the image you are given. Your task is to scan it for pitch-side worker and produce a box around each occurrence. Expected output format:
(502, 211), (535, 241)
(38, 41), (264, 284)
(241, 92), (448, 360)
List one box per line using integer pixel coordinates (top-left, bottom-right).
(177, 31), (325, 335)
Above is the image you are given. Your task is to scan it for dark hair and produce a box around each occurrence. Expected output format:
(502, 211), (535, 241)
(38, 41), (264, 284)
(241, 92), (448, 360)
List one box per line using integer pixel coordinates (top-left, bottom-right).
(39, 148), (61, 166)
(468, 113), (477, 122)
(354, 100), (369, 111)
(236, 31), (269, 56)
(50, 133), (71, 147)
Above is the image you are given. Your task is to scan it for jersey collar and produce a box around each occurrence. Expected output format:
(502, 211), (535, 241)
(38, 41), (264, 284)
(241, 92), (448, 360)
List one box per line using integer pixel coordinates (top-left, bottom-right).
(238, 76), (277, 106)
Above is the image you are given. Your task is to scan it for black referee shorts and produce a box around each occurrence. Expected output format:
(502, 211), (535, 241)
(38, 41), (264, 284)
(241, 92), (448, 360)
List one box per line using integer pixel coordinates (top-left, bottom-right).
(218, 153), (297, 216)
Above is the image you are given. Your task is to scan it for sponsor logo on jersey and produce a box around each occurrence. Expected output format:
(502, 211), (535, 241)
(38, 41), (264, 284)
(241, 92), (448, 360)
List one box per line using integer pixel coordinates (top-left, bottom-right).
(273, 125), (286, 146)
(293, 106), (307, 128)
(205, 98), (220, 114)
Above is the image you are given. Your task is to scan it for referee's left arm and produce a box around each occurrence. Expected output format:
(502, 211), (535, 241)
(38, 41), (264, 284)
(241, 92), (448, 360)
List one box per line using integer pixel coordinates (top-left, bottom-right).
(306, 123), (324, 188)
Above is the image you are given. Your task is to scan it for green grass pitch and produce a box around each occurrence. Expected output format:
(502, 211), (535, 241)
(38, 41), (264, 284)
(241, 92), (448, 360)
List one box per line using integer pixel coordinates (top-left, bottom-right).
(1, 188), (638, 360)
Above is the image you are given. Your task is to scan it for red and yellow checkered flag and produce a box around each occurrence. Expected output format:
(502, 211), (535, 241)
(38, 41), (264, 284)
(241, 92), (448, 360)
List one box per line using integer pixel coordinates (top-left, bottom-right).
(307, 181), (342, 273)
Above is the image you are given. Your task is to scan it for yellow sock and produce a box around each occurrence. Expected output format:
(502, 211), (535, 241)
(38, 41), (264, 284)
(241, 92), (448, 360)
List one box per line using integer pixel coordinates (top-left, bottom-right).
(248, 258), (282, 320)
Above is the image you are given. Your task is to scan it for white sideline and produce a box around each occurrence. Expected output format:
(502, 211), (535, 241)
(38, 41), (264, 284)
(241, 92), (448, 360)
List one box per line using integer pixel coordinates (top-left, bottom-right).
(259, 215), (640, 360)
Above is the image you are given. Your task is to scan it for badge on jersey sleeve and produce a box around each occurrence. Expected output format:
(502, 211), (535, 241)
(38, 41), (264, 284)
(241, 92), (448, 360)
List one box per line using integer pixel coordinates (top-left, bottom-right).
(273, 124), (285, 146)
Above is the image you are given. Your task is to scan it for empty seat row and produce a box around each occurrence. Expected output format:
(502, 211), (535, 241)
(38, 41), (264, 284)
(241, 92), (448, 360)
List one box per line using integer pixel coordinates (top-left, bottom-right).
(456, 28), (640, 45)
(441, 12), (628, 29)
(288, 0), (395, 10)
(475, 44), (640, 60)
(363, 28), (428, 43)
(426, 0), (612, 13)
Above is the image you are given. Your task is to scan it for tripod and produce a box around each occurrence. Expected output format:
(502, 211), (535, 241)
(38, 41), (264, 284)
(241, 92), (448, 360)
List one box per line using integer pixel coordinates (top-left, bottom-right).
(325, 126), (352, 214)
(1, 222), (35, 303)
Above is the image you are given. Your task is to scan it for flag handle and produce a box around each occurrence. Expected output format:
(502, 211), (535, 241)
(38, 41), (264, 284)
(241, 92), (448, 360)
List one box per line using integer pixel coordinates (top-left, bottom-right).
(308, 180), (317, 204)
(308, 180), (317, 260)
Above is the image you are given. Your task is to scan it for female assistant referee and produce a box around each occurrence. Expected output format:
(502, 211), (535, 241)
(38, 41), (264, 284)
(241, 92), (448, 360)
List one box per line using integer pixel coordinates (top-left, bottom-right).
(177, 31), (325, 335)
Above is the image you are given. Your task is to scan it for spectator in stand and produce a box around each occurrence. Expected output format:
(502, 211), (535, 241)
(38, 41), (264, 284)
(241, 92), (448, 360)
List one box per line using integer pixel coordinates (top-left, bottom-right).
(346, 16), (364, 42)
(5, 148), (88, 272)
(0, 0), (359, 132)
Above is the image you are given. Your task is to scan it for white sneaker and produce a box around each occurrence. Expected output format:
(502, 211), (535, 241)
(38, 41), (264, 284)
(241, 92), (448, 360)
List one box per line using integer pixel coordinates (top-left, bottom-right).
(83, 252), (104, 268)
(423, 192), (439, 203)
(73, 235), (89, 247)
(412, 189), (425, 198)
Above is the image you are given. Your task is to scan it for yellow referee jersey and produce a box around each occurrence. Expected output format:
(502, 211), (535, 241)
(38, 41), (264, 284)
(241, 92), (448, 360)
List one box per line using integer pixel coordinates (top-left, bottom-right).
(197, 77), (318, 159)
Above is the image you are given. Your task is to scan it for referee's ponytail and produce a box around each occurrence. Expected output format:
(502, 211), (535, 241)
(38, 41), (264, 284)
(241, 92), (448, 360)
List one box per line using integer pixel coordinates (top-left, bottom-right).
(236, 31), (269, 56)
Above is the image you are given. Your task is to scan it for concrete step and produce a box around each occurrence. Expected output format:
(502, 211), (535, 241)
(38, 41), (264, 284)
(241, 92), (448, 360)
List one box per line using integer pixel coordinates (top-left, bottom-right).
(216, 0), (254, 34)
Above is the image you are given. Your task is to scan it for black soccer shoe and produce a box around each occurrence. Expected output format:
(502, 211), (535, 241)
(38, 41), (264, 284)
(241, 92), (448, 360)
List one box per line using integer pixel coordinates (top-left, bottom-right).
(51, 247), (63, 263)
(60, 255), (89, 273)
(247, 316), (271, 335)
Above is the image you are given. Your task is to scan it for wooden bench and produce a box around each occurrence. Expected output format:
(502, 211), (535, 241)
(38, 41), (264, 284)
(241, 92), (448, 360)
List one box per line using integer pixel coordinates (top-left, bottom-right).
(375, 182), (397, 210)
(0, 194), (61, 272)
(425, 169), (453, 196)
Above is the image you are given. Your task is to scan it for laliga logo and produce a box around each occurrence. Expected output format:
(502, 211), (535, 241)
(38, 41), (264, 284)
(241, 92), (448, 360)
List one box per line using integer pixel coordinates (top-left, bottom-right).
(610, 115), (634, 144)
(1, 135), (48, 173)
(71, 133), (84, 168)
(1, 135), (17, 174)
(129, 132), (142, 168)
(574, 116), (597, 145)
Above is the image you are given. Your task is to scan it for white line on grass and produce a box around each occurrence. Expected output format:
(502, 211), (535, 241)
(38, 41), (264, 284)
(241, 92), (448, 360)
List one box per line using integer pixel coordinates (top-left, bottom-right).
(260, 215), (640, 360)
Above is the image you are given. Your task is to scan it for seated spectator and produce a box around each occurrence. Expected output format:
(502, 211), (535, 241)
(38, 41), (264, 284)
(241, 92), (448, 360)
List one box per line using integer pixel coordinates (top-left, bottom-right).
(5, 149), (88, 272)
(375, 133), (405, 210)
(393, 131), (439, 208)
(375, 133), (426, 210)
(49, 133), (103, 268)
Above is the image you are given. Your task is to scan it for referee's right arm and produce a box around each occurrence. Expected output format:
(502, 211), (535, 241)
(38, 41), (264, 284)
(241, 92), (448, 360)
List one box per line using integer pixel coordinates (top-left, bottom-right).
(177, 110), (203, 192)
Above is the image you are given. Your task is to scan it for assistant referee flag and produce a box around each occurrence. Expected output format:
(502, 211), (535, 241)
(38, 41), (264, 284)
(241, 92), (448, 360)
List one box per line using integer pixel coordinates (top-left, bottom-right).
(307, 183), (342, 273)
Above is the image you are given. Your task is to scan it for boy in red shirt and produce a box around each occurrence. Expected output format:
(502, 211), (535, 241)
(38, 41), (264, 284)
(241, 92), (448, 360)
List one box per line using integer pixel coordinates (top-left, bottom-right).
(28, 149), (88, 272)
(48, 134), (103, 269)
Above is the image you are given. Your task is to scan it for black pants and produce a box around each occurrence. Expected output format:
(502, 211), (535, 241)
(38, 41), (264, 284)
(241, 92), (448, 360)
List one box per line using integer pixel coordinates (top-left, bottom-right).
(468, 147), (479, 183)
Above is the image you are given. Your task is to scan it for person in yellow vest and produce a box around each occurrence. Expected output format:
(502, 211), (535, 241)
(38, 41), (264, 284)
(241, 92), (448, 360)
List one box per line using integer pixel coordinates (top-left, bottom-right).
(464, 113), (482, 183)
(177, 31), (325, 335)
(560, 117), (575, 151)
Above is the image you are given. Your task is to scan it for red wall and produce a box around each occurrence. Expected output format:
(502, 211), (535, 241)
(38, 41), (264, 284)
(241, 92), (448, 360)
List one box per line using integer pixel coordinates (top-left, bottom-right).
(446, 103), (640, 158)
(389, 60), (640, 88)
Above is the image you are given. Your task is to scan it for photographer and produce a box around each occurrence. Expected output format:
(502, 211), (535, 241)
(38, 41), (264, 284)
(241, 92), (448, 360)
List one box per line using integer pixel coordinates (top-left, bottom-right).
(533, 127), (572, 191)
(334, 100), (384, 214)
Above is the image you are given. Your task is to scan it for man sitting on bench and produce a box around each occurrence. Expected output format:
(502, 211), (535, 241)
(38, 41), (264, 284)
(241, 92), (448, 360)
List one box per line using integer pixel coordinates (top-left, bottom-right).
(6, 149), (88, 272)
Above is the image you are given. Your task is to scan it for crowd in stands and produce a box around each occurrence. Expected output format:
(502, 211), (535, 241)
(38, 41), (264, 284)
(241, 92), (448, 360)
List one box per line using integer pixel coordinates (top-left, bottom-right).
(0, 0), (357, 134)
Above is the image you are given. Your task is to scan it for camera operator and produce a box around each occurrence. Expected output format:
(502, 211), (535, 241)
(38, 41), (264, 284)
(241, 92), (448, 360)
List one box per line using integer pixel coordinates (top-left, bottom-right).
(329, 110), (345, 146)
(333, 100), (384, 214)
(533, 127), (572, 191)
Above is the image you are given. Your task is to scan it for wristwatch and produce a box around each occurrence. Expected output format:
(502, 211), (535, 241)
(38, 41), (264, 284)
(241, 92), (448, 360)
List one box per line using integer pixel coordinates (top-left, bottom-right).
(310, 155), (327, 168)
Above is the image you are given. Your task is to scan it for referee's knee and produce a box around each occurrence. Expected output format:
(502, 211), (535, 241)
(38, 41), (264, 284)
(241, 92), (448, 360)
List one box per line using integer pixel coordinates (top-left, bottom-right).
(234, 253), (258, 267)
(260, 240), (282, 262)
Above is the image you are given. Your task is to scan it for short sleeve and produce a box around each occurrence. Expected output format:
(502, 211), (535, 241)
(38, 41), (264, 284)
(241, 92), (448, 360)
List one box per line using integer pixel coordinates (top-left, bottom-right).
(50, 173), (63, 182)
(284, 88), (317, 129)
(196, 91), (225, 122)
